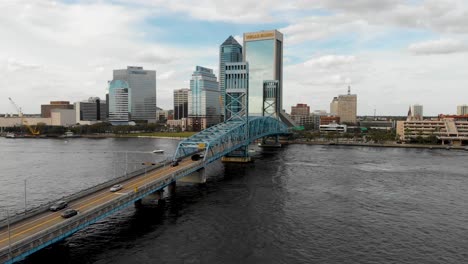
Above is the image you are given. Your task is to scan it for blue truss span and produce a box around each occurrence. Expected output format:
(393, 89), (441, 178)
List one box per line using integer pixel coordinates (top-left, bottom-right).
(174, 116), (289, 163)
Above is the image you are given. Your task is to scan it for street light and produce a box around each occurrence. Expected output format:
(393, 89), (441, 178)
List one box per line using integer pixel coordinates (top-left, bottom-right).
(24, 179), (27, 214)
(1, 208), (12, 260)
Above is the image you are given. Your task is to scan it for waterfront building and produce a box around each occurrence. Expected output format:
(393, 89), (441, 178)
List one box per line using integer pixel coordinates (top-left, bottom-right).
(457, 105), (468, 115)
(188, 66), (221, 131)
(329, 86), (357, 124)
(41, 101), (73, 118)
(225, 62), (249, 121)
(167, 118), (187, 131)
(113, 66), (156, 122)
(108, 80), (130, 124)
(319, 122), (347, 133)
(74, 97), (107, 123)
(219, 36), (243, 119)
(156, 108), (172, 122)
(51, 109), (76, 127)
(396, 118), (468, 145)
(243, 30), (283, 116)
(174, 88), (189, 120)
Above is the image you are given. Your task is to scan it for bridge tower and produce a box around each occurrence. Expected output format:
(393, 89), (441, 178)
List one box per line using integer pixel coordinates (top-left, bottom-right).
(221, 62), (251, 163)
(261, 80), (281, 147)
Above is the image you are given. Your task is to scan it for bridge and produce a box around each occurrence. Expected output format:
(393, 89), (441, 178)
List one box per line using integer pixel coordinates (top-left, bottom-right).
(0, 66), (291, 263)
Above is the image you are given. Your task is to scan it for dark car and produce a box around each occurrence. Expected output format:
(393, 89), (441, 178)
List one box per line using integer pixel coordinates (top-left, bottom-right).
(61, 209), (78, 219)
(171, 160), (179, 167)
(191, 154), (205, 161)
(49, 200), (68, 212)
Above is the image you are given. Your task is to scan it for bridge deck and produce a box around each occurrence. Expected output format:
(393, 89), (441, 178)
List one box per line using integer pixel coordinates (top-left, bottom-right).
(0, 157), (200, 263)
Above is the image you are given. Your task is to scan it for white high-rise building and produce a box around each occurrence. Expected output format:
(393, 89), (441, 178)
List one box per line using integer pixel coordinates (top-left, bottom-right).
(411, 104), (423, 120)
(457, 105), (468, 115)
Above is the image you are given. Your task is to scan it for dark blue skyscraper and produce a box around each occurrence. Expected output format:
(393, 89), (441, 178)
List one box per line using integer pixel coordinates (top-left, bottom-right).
(219, 36), (242, 119)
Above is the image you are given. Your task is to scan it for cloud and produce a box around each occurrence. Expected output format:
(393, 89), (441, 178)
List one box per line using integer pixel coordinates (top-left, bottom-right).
(6, 58), (42, 72)
(303, 55), (356, 68)
(408, 39), (468, 55)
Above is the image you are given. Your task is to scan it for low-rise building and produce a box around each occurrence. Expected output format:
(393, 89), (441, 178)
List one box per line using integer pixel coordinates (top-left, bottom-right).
(167, 118), (187, 131)
(319, 122), (347, 133)
(320, 116), (340, 125)
(41, 101), (74, 118)
(396, 117), (468, 145)
(51, 109), (76, 127)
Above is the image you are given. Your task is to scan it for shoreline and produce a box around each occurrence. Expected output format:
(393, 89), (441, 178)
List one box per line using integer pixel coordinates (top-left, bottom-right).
(289, 140), (468, 151)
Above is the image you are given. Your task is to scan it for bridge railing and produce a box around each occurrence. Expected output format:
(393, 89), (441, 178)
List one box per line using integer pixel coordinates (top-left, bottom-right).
(0, 159), (173, 229)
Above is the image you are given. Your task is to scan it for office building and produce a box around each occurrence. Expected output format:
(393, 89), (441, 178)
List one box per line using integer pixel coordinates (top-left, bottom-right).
(41, 101), (73, 118)
(174, 88), (189, 120)
(320, 123), (347, 133)
(113, 66), (156, 122)
(291, 103), (310, 116)
(108, 80), (130, 123)
(329, 86), (357, 124)
(51, 109), (76, 126)
(457, 105), (468, 115)
(243, 30), (283, 115)
(320, 116), (341, 125)
(74, 97), (107, 123)
(409, 104), (423, 120)
(225, 62), (248, 120)
(188, 66), (221, 131)
(397, 117), (468, 146)
(219, 36), (243, 118)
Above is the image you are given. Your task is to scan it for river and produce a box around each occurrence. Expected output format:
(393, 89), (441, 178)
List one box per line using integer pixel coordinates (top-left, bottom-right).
(0, 138), (467, 263)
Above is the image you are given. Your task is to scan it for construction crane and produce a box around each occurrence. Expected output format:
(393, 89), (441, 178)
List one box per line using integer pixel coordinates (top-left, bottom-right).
(8, 97), (40, 135)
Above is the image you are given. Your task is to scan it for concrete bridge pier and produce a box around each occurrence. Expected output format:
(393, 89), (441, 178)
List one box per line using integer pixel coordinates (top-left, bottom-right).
(222, 145), (252, 163)
(179, 168), (207, 183)
(168, 181), (176, 195)
(259, 135), (282, 148)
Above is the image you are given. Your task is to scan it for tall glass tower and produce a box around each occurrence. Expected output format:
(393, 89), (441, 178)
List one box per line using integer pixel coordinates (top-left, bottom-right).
(188, 66), (220, 130)
(219, 36), (242, 118)
(113, 66), (156, 122)
(108, 80), (130, 123)
(243, 30), (283, 116)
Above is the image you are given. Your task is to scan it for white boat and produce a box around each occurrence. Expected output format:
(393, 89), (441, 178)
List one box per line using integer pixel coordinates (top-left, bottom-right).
(5, 133), (15, 138)
(152, 149), (164, 153)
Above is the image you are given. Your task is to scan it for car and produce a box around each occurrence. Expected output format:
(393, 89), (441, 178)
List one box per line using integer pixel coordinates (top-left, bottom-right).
(61, 209), (78, 218)
(171, 160), (179, 167)
(191, 154), (205, 161)
(49, 200), (68, 212)
(110, 184), (123, 192)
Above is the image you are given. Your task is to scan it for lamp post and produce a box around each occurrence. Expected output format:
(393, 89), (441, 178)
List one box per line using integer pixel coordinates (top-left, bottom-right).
(24, 179), (27, 214)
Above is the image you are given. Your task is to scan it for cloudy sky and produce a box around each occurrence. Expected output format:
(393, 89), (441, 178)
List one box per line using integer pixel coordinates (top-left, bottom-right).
(1, 0), (467, 116)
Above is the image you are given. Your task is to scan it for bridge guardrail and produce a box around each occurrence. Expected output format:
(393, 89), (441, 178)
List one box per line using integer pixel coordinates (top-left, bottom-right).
(0, 159), (173, 229)
(0, 160), (204, 263)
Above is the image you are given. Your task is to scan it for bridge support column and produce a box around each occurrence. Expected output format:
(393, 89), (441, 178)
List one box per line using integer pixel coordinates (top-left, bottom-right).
(179, 168), (207, 183)
(168, 181), (176, 195)
(222, 145), (252, 163)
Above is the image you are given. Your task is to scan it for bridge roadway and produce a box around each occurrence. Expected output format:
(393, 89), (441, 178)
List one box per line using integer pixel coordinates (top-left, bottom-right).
(0, 157), (202, 263)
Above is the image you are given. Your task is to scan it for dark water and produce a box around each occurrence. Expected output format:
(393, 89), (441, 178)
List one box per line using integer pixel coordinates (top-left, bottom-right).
(1, 138), (468, 263)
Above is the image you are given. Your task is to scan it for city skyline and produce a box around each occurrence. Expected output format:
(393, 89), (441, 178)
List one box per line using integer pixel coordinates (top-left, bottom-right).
(2, 1), (468, 116)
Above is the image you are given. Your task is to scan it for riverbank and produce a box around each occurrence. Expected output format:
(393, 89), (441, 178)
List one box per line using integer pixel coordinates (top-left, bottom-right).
(289, 140), (468, 151)
(80, 132), (195, 140)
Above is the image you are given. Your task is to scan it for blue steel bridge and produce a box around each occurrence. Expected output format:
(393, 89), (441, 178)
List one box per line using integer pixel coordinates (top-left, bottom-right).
(0, 115), (289, 263)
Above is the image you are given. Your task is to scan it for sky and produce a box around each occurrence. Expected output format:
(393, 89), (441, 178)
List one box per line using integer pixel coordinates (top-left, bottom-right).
(1, 0), (468, 116)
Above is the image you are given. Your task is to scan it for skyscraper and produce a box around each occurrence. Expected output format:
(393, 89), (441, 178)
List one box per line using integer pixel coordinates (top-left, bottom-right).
(219, 36), (242, 119)
(330, 86), (357, 124)
(457, 105), (468, 115)
(108, 80), (130, 123)
(411, 104), (423, 120)
(188, 66), (221, 130)
(243, 30), (283, 115)
(174, 88), (189, 120)
(113, 66), (156, 122)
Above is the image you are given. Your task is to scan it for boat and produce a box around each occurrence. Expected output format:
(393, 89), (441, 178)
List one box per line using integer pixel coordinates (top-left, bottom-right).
(152, 149), (164, 153)
(5, 133), (15, 138)
(59, 131), (81, 138)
